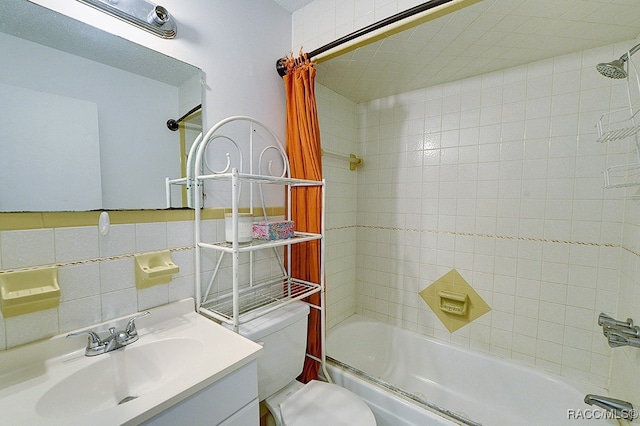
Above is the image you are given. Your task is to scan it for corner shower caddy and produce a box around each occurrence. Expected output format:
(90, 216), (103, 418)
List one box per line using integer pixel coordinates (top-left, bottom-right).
(597, 53), (640, 189)
(169, 116), (326, 336)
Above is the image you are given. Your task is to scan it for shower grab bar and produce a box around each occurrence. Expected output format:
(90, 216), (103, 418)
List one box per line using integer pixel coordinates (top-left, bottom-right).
(321, 149), (363, 171)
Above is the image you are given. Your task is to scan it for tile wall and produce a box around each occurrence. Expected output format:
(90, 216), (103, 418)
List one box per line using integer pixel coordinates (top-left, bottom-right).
(613, 180), (640, 407)
(317, 84), (359, 329)
(316, 39), (640, 391)
(0, 215), (287, 350)
(0, 219), (202, 349)
(300, 0), (640, 407)
(353, 43), (631, 388)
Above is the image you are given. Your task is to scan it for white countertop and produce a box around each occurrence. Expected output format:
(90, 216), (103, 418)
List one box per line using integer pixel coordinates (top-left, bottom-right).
(0, 298), (262, 425)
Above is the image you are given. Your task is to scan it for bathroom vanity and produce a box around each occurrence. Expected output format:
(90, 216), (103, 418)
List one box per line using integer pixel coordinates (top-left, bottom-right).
(0, 298), (262, 425)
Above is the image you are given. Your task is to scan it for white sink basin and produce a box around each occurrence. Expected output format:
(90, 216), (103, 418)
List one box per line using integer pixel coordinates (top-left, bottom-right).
(0, 299), (262, 425)
(36, 337), (204, 418)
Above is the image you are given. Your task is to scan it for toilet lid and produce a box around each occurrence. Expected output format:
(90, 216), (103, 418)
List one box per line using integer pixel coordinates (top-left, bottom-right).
(279, 380), (376, 426)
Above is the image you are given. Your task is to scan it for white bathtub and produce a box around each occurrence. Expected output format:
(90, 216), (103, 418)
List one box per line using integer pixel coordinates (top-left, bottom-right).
(326, 315), (617, 426)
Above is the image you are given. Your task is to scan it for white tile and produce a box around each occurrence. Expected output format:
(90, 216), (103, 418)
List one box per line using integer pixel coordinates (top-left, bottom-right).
(59, 296), (102, 332)
(1, 229), (54, 269)
(135, 222), (168, 252)
(538, 319), (565, 344)
(5, 308), (58, 349)
(138, 284), (169, 311)
(566, 286), (596, 309)
(100, 258), (135, 293)
(101, 288), (138, 321)
(538, 302), (566, 326)
(167, 220), (194, 248)
(536, 340), (563, 364)
(514, 315), (538, 337)
(99, 224), (135, 257)
(564, 306), (595, 330)
(54, 226), (99, 263)
(58, 263), (101, 302)
(0, 317), (6, 351)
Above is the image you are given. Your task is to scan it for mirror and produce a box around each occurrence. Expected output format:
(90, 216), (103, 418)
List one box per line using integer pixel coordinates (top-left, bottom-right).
(0, 0), (203, 212)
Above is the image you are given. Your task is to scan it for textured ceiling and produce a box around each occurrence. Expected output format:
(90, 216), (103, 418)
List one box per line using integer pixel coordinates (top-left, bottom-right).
(314, 0), (640, 103)
(273, 0), (314, 13)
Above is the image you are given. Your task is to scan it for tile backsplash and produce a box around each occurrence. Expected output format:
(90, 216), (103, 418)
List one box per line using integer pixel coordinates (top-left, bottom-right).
(0, 219), (202, 349)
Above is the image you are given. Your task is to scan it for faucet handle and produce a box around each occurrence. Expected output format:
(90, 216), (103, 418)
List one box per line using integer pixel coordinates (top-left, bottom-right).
(608, 331), (640, 349)
(607, 331), (629, 348)
(125, 311), (150, 337)
(598, 313), (633, 329)
(67, 330), (102, 349)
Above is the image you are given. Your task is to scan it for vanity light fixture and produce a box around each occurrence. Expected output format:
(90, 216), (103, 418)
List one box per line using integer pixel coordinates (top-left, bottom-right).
(76, 0), (177, 39)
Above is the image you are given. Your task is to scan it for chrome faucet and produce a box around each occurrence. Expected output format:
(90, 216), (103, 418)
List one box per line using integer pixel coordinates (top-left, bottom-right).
(598, 313), (640, 349)
(585, 394), (635, 421)
(67, 311), (150, 356)
(598, 313), (634, 330)
(607, 331), (640, 348)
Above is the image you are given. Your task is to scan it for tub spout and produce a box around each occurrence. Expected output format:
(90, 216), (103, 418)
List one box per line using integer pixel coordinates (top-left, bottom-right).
(584, 394), (635, 420)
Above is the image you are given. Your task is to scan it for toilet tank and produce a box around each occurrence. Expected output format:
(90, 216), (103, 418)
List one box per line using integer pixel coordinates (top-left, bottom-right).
(235, 301), (310, 400)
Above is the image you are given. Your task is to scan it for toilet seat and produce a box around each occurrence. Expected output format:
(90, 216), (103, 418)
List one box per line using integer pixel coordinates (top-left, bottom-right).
(278, 380), (376, 426)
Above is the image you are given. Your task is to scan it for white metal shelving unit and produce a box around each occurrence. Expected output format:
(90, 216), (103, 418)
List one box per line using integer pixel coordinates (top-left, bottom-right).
(180, 116), (325, 338)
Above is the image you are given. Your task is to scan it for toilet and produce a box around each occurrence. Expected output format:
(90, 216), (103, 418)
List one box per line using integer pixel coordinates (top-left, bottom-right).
(234, 301), (376, 426)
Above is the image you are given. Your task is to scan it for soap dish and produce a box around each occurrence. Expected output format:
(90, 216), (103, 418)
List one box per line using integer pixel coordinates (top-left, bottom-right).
(0, 267), (61, 317)
(134, 250), (180, 289)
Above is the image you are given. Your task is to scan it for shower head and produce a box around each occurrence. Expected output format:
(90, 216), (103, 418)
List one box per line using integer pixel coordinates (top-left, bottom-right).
(596, 58), (628, 79)
(597, 41), (640, 79)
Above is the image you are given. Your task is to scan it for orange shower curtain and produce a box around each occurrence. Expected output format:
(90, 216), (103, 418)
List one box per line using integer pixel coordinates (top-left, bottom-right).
(282, 53), (323, 382)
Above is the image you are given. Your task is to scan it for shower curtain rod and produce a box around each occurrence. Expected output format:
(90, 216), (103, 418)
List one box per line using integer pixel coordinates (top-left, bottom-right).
(167, 104), (202, 131)
(276, 0), (456, 77)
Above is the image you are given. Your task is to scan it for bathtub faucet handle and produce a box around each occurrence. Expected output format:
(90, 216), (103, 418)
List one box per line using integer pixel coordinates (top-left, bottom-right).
(598, 313), (633, 329)
(598, 313), (640, 347)
(607, 331), (640, 349)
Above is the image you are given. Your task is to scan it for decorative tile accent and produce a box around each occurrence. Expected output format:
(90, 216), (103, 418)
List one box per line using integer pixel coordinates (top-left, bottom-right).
(419, 269), (491, 333)
(0, 246), (193, 275)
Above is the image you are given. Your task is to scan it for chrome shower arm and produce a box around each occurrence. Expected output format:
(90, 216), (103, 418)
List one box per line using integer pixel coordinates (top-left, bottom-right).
(620, 41), (640, 62)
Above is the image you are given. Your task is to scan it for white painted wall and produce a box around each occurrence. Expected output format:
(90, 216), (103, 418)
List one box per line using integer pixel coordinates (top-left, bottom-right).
(30, 0), (291, 137)
(0, 1), (292, 349)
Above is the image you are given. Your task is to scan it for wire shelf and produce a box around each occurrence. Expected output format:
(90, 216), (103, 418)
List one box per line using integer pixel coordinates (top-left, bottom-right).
(596, 106), (640, 143)
(198, 232), (321, 253)
(200, 277), (321, 324)
(604, 162), (640, 189)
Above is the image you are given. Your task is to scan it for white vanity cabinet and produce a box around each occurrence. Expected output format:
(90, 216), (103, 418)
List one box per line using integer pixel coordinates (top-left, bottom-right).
(0, 299), (262, 426)
(144, 361), (259, 426)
